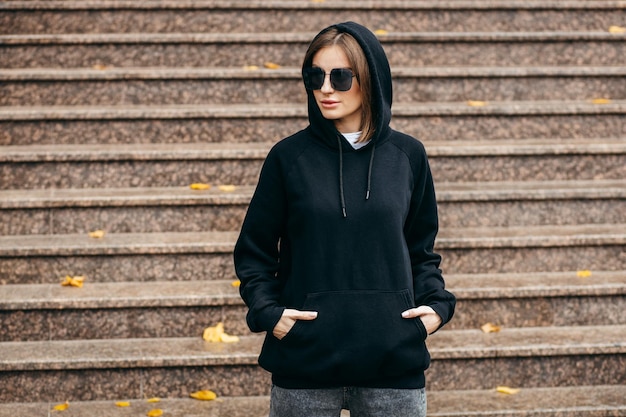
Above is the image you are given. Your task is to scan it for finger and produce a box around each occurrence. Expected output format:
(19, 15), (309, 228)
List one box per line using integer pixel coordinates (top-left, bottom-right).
(413, 305), (435, 316)
(401, 308), (417, 318)
(284, 309), (318, 320)
(401, 306), (434, 318)
(294, 311), (318, 320)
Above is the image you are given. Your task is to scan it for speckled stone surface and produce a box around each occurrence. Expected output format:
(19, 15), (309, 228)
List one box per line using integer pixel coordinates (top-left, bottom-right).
(447, 270), (626, 329)
(0, 253), (235, 285)
(1, 152), (624, 189)
(0, 224), (623, 283)
(0, 386), (625, 417)
(1, 101), (624, 146)
(2, 1), (624, 34)
(1, 271), (624, 341)
(0, 325), (624, 401)
(1, 32), (625, 68)
(0, 137), (624, 188)
(0, 179), (623, 234)
(0, 336), (269, 402)
(0, 280), (249, 341)
(2, 66), (625, 106)
(0, 159), (264, 189)
(0, 185), (252, 234)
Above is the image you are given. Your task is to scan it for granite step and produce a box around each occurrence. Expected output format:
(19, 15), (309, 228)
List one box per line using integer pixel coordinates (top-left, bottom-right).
(3, 66), (626, 106)
(0, 180), (624, 235)
(0, 224), (623, 284)
(0, 271), (624, 341)
(2, 0), (624, 34)
(1, 138), (624, 189)
(2, 31), (625, 69)
(2, 101), (624, 145)
(1, 385), (625, 417)
(0, 325), (624, 401)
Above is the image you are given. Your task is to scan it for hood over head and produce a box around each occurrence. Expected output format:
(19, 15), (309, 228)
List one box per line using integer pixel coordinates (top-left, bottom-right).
(301, 22), (394, 217)
(302, 21), (393, 149)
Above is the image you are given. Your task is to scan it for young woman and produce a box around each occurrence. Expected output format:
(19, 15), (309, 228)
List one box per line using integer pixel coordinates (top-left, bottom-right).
(234, 22), (456, 417)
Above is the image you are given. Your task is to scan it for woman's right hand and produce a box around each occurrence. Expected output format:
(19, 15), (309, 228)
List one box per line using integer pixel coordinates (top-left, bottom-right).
(273, 308), (318, 340)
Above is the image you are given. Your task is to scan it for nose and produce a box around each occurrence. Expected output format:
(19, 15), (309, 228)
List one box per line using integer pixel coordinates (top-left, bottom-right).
(320, 73), (334, 93)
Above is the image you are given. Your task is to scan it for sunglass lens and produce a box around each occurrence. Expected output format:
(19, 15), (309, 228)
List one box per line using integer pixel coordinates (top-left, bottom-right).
(303, 67), (325, 90)
(330, 68), (353, 91)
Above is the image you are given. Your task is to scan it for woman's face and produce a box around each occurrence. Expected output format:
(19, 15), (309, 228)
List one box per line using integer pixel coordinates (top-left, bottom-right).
(311, 45), (363, 133)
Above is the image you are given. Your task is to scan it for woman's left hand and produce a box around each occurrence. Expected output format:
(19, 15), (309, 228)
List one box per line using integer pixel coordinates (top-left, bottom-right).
(401, 305), (442, 335)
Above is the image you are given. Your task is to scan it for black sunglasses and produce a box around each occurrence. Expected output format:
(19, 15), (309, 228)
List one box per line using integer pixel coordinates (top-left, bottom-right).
(303, 67), (356, 92)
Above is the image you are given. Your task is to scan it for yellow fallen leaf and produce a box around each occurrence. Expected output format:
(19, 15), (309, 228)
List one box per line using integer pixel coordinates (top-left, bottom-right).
(577, 270), (592, 278)
(88, 229), (106, 238)
(220, 333), (240, 343)
(608, 25), (626, 33)
(218, 185), (237, 192)
(92, 64), (110, 70)
(591, 98), (612, 104)
(52, 401), (69, 411)
(190, 390), (218, 401)
(481, 322), (501, 333)
(243, 65), (259, 71)
(374, 29), (389, 36)
(202, 322), (240, 343)
(311, 0), (325, 3)
(467, 100), (488, 107)
(146, 397), (161, 403)
(231, 280), (241, 287)
(115, 401), (131, 407)
(264, 62), (281, 70)
(496, 386), (521, 395)
(147, 409), (163, 417)
(61, 275), (85, 288)
(190, 183), (211, 190)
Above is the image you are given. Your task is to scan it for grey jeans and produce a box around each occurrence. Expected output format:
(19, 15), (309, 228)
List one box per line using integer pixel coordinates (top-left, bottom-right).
(268, 385), (427, 417)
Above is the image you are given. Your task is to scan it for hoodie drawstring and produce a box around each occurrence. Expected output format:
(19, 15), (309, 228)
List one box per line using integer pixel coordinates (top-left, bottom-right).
(337, 135), (347, 218)
(337, 135), (376, 217)
(366, 144), (375, 200)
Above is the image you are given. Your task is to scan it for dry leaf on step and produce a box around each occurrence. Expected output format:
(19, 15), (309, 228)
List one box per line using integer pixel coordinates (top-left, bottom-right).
(480, 322), (501, 333)
(52, 401), (70, 411)
(190, 183), (211, 190)
(576, 270), (592, 278)
(264, 62), (281, 70)
(243, 65), (259, 71)
(115, 401), (131, 407)
(608, 25), (626, 33)
(146, 409), (163, 417)
(591, 98), (612, 104)
(88, 230), (106, 239)
(61, 275), (85, 288)
(92, 64), (111, 70)
(218, 185), (237, 192)
(374, 29), (389, 36)
(146, 397), (161, 403)
(467, 100), (488, 107)
(203, 322), (240, 343)
(232, 280), (241, 287)
(496, 386), (521, 395)
(190, 390), (218, 401)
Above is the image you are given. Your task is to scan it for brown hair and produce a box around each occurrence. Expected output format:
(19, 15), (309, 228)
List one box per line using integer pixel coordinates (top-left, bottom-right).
(302, 29), (374, 143)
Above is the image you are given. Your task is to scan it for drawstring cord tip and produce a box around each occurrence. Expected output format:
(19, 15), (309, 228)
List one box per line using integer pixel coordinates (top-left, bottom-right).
(365, 190), (370, 200)
(342, 207), (347, 218)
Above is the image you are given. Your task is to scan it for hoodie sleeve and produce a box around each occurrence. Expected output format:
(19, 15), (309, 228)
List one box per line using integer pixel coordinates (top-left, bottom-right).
(233, 146), (287, 333)
(404, 146), (456, 330)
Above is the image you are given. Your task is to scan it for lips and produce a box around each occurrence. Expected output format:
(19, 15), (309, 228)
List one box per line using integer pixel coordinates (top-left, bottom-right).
(320, 99), (340, 108)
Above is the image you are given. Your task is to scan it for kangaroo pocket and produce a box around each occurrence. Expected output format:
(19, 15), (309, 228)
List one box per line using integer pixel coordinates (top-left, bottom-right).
(259, 289), (429, 385)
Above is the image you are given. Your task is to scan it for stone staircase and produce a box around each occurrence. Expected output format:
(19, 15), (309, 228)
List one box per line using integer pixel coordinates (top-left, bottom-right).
(0, 1), (625, 416)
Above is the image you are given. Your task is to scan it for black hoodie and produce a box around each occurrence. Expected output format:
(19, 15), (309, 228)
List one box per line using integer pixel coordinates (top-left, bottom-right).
(234, 22), (455, 389)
